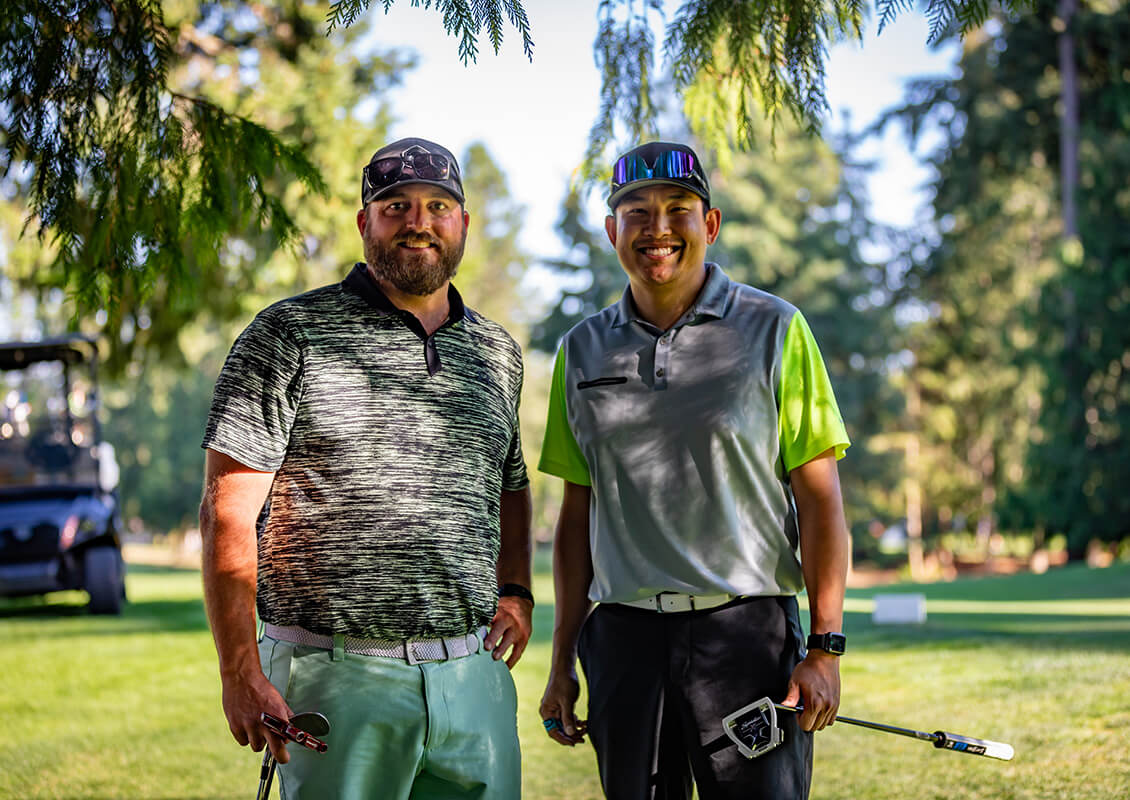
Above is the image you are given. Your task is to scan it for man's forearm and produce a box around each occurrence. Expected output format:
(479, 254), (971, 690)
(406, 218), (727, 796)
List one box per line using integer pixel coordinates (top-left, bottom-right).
(199, 451), (275, 679)
(792, 452), (849, 634)
(200, 492), (261, 678)
(550, 481), (594, 673)
(497, 486), (533, 589)
(799, 515), (848, 635)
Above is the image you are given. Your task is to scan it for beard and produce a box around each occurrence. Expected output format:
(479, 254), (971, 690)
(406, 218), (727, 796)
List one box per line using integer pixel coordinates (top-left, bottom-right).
(364, 230), (465, 297)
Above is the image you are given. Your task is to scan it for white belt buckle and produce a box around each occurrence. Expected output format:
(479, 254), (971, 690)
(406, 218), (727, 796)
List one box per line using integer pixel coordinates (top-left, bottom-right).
(658, 594), (690, 613)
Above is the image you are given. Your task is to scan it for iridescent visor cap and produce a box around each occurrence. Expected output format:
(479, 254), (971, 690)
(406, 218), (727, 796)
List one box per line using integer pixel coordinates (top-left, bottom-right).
(607, 141), (710, 209)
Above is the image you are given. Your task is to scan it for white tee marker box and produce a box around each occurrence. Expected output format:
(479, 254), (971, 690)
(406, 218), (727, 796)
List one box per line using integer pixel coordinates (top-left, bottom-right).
(872, 593), (927, 624)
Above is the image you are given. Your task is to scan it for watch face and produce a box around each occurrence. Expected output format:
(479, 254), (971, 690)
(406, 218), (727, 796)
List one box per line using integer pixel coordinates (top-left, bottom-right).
(810, 633), (846, 654)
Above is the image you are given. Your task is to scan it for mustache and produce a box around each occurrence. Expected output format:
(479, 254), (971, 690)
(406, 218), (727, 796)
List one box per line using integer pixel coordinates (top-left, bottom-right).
(396, 234), (441, 247)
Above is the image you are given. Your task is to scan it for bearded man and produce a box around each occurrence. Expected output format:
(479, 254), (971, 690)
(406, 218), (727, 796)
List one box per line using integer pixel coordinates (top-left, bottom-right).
(200, 138), (533, 800)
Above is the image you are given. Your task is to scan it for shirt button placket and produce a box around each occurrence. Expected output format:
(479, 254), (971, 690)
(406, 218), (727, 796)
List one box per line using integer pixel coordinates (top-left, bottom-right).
(654, 332), (671, 389)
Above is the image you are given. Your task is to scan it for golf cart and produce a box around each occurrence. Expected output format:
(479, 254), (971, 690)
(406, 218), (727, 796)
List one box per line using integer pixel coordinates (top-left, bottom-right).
(0, 335), (125, 614)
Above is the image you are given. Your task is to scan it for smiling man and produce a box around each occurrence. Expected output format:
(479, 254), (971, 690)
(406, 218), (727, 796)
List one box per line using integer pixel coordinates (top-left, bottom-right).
(200, 138), (533, 800)
(537, 141), (852, 800)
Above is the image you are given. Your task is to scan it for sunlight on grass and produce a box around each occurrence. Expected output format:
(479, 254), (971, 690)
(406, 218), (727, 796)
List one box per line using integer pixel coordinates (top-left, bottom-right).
(839, 596), (1130, 616)
(2, 560), (1127, 799)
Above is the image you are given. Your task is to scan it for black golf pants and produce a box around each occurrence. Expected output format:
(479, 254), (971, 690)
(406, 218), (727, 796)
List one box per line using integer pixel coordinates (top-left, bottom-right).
(578, 595), (813, 800)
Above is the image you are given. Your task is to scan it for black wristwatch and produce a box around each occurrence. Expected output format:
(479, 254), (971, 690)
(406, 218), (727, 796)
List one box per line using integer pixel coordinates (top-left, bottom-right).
(807, 632), (847, 656)
(498, 583), (535, 606)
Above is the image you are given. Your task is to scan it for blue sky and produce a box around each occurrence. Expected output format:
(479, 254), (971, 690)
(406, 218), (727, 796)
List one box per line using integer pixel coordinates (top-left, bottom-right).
(361, 1), (958, 266)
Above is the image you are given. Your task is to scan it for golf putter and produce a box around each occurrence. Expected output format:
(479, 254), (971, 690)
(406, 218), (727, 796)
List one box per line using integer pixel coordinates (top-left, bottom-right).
(722, 697), (784, 759)
(772, 703), (1015, 761)
(256, 711), (331, 800)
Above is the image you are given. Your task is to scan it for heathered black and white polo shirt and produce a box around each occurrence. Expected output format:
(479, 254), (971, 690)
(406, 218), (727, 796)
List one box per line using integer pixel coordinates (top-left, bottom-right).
(202, 264), (529, 640)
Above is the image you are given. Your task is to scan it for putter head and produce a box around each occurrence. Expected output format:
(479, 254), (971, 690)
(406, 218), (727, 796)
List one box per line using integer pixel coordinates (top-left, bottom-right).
(290, 711), (330, 737)
(722, 697), (783, 760)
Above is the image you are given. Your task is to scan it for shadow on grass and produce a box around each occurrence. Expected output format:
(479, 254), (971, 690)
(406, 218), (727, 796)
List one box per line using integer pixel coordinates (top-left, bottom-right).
(841, 562), (1130, 655)
(530, 603), (556, 647)
(0, 562), (209, 633)
(848, 561), (1130, 602)
(844, 608), (1130, 654)
(0, 597), (88, 618)
(0, 595), (209, 633)
(125, 561), (202, 575)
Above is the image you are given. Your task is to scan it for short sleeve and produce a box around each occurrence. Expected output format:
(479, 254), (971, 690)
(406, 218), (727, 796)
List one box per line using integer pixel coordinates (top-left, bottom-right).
(777, 311), (850, 472)
(537, 346), (592, 486)
(501, 357), (530, 491)
(201, 307), (304, 472)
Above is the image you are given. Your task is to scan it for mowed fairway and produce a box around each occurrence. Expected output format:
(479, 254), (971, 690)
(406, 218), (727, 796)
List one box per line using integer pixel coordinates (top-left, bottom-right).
(2, 559), (1128, 799)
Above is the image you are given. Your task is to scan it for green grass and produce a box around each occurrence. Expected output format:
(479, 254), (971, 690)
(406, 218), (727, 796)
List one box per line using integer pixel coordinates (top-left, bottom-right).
(2, 559), (1128, 799)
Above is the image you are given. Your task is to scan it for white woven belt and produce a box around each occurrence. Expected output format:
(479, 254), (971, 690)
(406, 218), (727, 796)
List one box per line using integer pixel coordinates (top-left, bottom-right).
(619, 592), (737, 613)
(263, 623), (488, 665)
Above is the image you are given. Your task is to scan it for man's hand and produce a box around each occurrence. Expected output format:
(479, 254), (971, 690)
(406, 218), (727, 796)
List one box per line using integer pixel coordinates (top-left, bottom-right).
(781, 651), (841, 731)
(221, 668), (295, 763)
(539, 668), (587, 746)
(484, 595), (533, 669)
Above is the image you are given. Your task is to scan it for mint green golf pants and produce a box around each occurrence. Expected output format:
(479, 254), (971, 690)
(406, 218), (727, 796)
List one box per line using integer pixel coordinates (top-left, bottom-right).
(259, 633), (521, 800)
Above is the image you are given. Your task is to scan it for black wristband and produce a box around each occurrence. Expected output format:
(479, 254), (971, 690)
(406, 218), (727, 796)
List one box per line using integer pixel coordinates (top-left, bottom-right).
(498, 583), (534, 606)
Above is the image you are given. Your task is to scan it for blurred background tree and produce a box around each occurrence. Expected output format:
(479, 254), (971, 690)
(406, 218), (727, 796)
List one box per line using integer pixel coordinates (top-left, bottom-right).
(1, 0), (327, 367)
(91, 1), (411, 533)
(884, 0), (1129, 559)
(3, 0), (1037, 338)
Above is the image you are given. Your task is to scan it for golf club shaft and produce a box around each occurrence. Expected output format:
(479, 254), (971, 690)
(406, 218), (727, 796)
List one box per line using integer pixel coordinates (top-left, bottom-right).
(255, 711), (330, 798)
(773, 704), (1014, 761)
(264, 758), (277, 798)
(805, 709), (936, 743)
(255, 751), (274, 800)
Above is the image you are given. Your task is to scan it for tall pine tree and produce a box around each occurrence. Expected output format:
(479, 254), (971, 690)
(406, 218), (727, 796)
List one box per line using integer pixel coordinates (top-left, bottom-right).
(888, 0), (1130, 554)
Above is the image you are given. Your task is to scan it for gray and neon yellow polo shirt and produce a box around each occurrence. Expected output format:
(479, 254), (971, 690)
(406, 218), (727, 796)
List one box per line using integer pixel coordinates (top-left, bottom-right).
(203, 264), (529, 640)
(539, 264), (848, 603)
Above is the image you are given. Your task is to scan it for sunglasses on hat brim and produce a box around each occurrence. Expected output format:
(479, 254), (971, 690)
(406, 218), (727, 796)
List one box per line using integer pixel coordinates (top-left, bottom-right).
(363, 145), (458, 202)
(608, 148), (709, 208)
(610, 149), (702, 188)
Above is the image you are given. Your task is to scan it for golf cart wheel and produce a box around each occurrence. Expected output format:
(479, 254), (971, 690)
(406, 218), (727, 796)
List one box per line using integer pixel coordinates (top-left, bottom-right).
(84, 546), (124, 615)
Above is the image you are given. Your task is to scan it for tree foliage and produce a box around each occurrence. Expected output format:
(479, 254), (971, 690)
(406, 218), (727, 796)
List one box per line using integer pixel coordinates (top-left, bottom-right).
(885, 0), (1130, 553)
(72, 2), (412, 532)
(327, 0), (533, 63)
(581, 0), (1040, 176)
(2, 1), (326, 353)
(2, 0), (1050, 355)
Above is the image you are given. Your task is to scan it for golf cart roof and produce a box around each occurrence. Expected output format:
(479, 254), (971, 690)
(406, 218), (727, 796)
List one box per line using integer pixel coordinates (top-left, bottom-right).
(0, 336), (99, 371)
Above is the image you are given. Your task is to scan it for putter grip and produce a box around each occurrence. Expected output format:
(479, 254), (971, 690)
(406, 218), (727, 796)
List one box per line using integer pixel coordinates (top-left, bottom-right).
(934, 731), (1015, 761)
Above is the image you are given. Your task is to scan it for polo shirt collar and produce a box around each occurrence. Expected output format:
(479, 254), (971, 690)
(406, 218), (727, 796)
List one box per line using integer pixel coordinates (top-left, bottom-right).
(612, 262), (730, 328)
(342, 262), (467, 324)
(694, 262), (730, 318)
